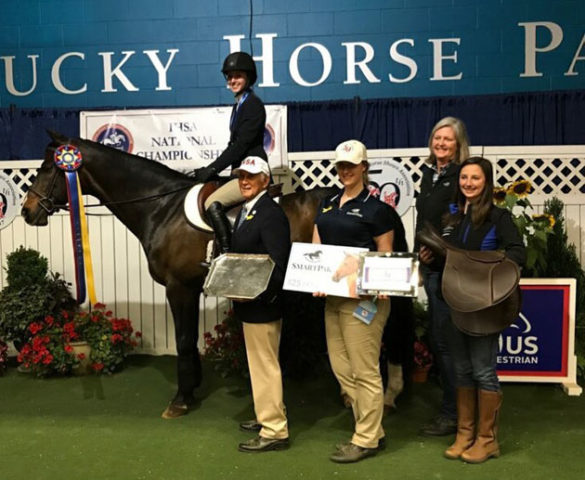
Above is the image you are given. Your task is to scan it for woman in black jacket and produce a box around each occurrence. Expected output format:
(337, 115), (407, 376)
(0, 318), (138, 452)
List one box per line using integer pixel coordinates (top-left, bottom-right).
(421, 157), (526, 464)
(193, 52), (267, 254)
(415, 117), (471, 436)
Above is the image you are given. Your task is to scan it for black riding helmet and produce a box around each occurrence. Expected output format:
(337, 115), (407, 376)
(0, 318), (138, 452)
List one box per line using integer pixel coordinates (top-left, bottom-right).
(221, 52), (257, 87)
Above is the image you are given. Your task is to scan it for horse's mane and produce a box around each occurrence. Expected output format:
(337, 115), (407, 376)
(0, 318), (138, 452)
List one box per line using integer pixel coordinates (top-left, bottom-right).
(75, 137), (194, 184)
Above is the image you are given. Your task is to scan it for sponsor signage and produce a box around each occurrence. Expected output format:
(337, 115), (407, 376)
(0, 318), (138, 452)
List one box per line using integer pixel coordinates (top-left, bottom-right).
(0, 173), (20, 230)
(79, 105), (287, 171)
(497, 278), (582, 395)
(283, 242), (367, 298)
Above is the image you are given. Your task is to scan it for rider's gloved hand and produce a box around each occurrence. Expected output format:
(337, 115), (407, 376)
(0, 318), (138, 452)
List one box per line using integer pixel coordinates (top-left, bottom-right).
(192, 166), (216, 183)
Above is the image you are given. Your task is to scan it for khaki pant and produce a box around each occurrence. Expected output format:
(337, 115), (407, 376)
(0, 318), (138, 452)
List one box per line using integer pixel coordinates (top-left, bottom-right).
(325, 296), (390, 448)
(204, 178), (243, 209)
(242, 320), (288, 439)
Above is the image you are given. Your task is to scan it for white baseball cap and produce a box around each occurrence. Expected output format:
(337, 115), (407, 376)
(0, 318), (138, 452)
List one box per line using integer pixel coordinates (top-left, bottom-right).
(333, 139), (368, 165)
(234, 156), (270, 176)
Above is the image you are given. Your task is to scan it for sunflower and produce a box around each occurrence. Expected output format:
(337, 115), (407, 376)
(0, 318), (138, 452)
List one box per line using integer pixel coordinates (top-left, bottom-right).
(507, 179), (533, 198)
(532, 213), (555, 229)
(493, 187), (507, 204)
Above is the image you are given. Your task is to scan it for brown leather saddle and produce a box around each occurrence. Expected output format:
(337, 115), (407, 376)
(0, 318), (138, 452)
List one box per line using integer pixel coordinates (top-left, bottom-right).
(416, 224), (522, 336)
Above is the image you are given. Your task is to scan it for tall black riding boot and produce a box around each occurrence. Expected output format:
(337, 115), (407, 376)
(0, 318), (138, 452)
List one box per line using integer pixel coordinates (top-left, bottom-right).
(207, 201), (231, 254)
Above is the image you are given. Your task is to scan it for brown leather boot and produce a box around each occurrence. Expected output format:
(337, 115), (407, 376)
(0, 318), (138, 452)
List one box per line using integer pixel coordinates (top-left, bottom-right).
(444, 387), (476, 459)
(461, 389), (503, 464)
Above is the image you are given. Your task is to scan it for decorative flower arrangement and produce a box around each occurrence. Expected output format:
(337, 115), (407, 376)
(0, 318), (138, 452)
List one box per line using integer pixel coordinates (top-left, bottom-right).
(17, 304), (141, 377)
(494, 179), (555, 274)
(17, 312), (81, 376)
(0, 340), (8, 376)
(203, 309), (248, 378)
(73, 303), (141, 374)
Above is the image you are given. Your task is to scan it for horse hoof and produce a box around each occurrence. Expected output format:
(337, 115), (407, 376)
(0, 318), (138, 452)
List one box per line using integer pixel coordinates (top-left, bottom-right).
(161, 402), (189, 419)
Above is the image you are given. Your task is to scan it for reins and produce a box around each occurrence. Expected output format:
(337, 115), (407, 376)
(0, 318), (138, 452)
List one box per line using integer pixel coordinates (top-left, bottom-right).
(29, 160), (194, 214)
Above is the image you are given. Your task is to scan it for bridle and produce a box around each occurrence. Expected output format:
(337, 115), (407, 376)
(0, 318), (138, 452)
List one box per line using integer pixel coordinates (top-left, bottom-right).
(27, 164), (68, 214)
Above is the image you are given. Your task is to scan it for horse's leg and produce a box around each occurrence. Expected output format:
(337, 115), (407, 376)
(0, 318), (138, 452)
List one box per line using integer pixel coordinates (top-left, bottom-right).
(161, 281), (202, 419)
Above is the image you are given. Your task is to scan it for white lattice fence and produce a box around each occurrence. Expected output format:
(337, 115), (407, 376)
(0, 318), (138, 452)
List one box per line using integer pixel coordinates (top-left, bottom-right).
(289, 146), (585, 263)
(2, 145), (585, 355)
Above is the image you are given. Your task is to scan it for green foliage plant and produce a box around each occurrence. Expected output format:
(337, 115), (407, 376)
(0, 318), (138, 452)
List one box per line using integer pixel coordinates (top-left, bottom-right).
(543, 198), (585, 379)
(0, 247), (77, 348)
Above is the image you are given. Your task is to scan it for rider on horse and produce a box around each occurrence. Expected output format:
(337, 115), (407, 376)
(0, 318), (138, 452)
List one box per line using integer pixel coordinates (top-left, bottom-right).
(191, 52), (268, 254)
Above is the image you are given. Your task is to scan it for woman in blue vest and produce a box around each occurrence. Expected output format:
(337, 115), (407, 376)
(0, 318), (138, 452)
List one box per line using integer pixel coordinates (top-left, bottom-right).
(420, 157), (525, 463)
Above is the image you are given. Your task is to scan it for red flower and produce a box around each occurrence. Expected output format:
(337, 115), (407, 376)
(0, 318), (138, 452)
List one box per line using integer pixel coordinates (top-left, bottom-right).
(64, 344), (73, 353)
(111, 333), (123, 344)
(92, 362), (105, 371)
(42, 354), (54, 365)
(28, 323), (43, 335)
(135, 331), (142, 338)
(77, 353), (86, 360)
(105, 310), (113, 317)
(94, 302), (106, 310)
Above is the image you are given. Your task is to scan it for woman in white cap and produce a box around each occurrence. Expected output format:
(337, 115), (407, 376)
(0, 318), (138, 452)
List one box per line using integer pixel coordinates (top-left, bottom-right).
(192, 52), (267, 254)
(312, 140), (395, 463)
(231, 155), (291, 453)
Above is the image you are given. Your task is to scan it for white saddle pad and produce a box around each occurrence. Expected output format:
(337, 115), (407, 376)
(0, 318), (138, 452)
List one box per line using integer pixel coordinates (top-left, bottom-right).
(183, 185), (213, 233)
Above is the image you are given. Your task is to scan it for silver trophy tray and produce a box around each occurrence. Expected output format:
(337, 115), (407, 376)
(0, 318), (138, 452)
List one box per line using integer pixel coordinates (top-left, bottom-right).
(203, 253), (275, 299)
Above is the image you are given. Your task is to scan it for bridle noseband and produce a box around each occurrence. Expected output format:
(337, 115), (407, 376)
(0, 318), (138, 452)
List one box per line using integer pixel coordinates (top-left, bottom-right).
(27, 164), (69, 214)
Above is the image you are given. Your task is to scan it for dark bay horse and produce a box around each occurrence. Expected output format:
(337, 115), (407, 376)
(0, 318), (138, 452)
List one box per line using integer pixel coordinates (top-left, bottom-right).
(22, 131), (331, 418)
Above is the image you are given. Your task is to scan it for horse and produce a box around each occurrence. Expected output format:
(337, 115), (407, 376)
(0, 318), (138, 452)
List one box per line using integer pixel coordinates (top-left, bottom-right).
(22, 131), (332, 418)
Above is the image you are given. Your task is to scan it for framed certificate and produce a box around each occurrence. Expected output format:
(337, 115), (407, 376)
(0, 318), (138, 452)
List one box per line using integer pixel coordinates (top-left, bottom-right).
(357, 252), (419, 297)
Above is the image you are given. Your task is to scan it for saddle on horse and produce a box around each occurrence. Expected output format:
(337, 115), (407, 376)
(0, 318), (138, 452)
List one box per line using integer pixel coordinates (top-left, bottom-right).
(416, 224), (522, 336)
(183, 180), (283, 233)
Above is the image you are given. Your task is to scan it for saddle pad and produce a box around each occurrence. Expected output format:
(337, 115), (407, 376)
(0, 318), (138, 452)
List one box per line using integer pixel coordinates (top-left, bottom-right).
(184, 185), (213, 232)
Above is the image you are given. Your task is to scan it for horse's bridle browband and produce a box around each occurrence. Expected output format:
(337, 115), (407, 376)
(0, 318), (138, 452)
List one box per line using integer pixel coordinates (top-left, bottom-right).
(29, 161), (193, 215)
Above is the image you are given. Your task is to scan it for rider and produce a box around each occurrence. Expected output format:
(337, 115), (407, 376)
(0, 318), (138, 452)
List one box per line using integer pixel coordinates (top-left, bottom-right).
(192, 51), (268, 254)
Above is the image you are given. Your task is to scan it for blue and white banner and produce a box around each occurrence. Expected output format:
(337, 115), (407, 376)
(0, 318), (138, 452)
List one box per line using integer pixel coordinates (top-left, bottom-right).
(80, 105), (287, 171)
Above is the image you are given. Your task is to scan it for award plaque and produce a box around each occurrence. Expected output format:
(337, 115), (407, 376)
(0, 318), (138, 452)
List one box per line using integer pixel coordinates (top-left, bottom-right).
(357, 252), (419, 297)
(203, 253), (275, 299)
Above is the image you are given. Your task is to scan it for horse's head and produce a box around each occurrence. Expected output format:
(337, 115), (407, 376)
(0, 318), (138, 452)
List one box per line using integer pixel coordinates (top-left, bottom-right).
(22, 132), (74, 226)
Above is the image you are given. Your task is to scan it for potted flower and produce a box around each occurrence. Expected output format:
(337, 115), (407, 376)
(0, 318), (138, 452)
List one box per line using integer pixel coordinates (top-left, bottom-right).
(73, 303), (141, 374)
(16, 304), (141, 376)
(17, 312), (81, 376)
(203, 309), (248, 378)
(0, 247), (76, 353)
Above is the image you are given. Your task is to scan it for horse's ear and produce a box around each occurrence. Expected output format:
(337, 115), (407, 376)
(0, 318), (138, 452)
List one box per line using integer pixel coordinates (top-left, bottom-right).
(47, 130), (69, 144)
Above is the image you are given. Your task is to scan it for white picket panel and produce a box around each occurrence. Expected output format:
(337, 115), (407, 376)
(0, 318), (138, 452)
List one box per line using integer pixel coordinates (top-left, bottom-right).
(2, 145), (585, 355)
